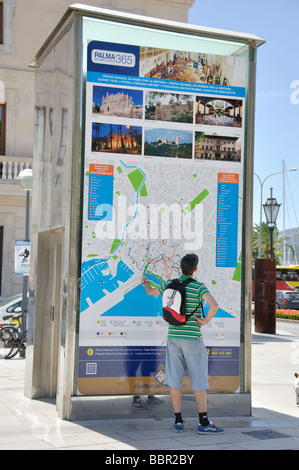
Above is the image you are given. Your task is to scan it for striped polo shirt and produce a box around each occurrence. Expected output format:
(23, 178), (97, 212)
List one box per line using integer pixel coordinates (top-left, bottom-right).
(159, 274), (209, 339)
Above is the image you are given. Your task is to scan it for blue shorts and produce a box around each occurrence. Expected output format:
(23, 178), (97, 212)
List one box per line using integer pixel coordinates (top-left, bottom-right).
(165, 336), (209, 391)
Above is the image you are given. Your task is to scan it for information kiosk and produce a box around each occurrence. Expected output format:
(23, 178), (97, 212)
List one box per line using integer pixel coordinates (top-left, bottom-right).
(25, 4), (264, 420)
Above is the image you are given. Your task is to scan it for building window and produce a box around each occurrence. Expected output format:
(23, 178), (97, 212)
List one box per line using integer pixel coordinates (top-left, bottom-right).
(0, 0), (15, 55)
(0, 2), (3, 44)
(57, 108), (68, 166)
(0, 103), (5, 154)
(33, 105), (46, 161)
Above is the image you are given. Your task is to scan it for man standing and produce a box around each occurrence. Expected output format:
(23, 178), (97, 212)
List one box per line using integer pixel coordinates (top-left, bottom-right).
(142, 253), (224, 434)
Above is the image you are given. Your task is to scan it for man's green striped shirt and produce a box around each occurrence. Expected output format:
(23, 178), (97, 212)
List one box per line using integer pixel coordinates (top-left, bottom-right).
(159, 274), (209, 339)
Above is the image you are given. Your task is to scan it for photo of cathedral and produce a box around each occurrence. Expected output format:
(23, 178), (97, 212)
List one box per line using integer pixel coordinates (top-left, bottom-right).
(92, 123), (142, 155)
(92, 85), (143, 119)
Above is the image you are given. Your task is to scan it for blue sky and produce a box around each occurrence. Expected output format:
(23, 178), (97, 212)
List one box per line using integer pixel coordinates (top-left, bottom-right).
(189, 0), (299, 232)
(145, 127), (193, 144)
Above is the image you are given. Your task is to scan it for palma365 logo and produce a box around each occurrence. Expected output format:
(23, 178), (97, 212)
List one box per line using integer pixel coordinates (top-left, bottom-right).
(91, 48), (136, 67)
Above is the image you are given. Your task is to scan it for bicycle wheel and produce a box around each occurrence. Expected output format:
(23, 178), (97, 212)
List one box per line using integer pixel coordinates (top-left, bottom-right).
(5, 328), (23, 359)
(0, 326), (21, 359)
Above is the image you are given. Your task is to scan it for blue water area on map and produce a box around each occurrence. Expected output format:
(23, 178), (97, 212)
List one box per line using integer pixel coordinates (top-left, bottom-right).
(204, 304), (234, 318)
(80, 258), (134, 312)
(80, 258), (235, 318)
(143, 272), (162, 285)
(101, 284), (162, 317)
(101, 284), (234, 318)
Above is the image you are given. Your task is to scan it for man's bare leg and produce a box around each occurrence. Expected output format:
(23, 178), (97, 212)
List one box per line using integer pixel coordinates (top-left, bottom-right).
(170, 387), (182, 413)
(193, 389), (207, 413)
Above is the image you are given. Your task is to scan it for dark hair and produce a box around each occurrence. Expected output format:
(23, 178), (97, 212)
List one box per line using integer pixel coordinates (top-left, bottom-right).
(180, 254), (198, 275)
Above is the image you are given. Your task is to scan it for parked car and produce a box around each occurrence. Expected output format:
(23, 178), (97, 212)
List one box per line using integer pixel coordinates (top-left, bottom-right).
(0, 294), (23, 325)
(276, 290), (299, 309)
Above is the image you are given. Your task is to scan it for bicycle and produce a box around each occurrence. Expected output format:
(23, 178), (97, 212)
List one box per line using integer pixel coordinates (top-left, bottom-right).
(0, 313), (26, 359)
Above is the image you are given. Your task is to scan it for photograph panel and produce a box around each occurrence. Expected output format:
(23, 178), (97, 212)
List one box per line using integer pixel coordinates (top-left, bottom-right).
(195, 96), (243, 128)
(195, 131), (241, 162)
(145, 91), (194, 123)
(92, 123), (142, 155)
(140, 48), (246, 88)
(92, 85), (143, 119)
(144, 127), (193, 159)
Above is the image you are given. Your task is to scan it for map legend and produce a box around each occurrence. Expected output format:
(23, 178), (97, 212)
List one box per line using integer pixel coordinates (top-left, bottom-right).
(216, 173), (239, 268)
(88, 164), (114, 221)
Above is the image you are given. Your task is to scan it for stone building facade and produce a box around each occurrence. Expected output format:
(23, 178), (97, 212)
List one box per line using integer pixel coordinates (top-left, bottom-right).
(0, 0), (195, 297)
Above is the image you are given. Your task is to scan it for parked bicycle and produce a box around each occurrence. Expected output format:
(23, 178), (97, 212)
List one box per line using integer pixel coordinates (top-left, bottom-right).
(0, 312), (26, 359)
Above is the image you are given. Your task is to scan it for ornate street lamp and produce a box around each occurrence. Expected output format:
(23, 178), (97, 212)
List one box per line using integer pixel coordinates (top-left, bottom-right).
(263, 187), (281, 259)
(254, 167), (296, 258)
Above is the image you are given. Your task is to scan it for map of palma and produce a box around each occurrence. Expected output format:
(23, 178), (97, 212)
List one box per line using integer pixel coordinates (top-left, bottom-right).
(77, 39), (247, 394)
(80, 255), (235, 319)
(80, 157), (241, 337)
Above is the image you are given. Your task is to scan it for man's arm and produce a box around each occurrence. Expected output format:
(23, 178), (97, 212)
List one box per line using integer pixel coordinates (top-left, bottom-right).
(141, 274), (160, 296)
(197, 292), (218, 326)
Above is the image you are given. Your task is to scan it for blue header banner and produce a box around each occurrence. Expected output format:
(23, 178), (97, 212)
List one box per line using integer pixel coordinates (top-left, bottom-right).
(87, 71), (246, 97)
(87, 40), (246, 98)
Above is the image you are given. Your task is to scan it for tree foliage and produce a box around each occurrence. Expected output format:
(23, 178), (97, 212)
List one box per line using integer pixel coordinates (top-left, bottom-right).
(252, 222), (294, 264)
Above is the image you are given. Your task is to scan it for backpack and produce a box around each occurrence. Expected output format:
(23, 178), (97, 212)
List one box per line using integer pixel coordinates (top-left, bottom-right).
(162, 278), (203, 326)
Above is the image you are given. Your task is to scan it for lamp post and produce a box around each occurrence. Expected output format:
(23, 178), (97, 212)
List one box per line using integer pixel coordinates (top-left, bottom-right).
(17, 168), (33, 357)
(254, 167), (297, 258)
(263, 188), (281, 259)
(254, 188), (281, 334)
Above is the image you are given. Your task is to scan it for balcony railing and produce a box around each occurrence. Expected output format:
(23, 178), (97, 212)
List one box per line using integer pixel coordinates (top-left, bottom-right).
(0, 156), (32, 181)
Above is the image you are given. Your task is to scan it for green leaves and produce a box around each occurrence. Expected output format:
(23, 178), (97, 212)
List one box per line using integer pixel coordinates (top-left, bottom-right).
(252, 222), (295, 264)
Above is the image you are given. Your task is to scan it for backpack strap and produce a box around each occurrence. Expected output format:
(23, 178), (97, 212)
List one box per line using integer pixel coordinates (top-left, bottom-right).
(181, 278), (205, 320)
(181, 278), (194, 286)
(188, 300), (205, 319)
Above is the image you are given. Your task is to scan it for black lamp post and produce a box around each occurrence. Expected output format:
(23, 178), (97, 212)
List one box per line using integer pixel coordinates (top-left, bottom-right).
(263, 187), (281, 259)
(254, 187), (280, 334)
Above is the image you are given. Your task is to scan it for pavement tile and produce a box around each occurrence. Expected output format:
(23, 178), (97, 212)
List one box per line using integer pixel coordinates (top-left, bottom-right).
(0, 322), (299, 450)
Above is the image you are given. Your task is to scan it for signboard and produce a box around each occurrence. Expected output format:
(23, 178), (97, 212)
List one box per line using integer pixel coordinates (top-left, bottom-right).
(15, 240), (30, 275)
(77, 38), (247, 395)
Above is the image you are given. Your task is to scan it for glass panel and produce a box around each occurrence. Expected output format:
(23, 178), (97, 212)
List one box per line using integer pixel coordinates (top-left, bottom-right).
(78, 15), (252, 398)
(286, 292), (299, 299)
(82, 17), (249, 75)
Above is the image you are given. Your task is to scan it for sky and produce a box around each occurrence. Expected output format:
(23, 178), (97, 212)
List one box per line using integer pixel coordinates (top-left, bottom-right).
(188, 0), (299, 233)
(145, 128), (193, 144)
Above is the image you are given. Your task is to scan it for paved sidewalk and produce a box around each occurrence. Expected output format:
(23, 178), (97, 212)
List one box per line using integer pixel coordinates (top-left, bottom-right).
(0, 321), (299, 451)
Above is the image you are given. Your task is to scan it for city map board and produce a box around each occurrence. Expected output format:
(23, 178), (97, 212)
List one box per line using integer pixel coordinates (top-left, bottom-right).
(77, 39), (247, 396)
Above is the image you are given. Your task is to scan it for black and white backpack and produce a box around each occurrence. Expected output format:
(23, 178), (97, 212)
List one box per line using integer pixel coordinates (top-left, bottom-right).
(162, 278), (203, 326)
